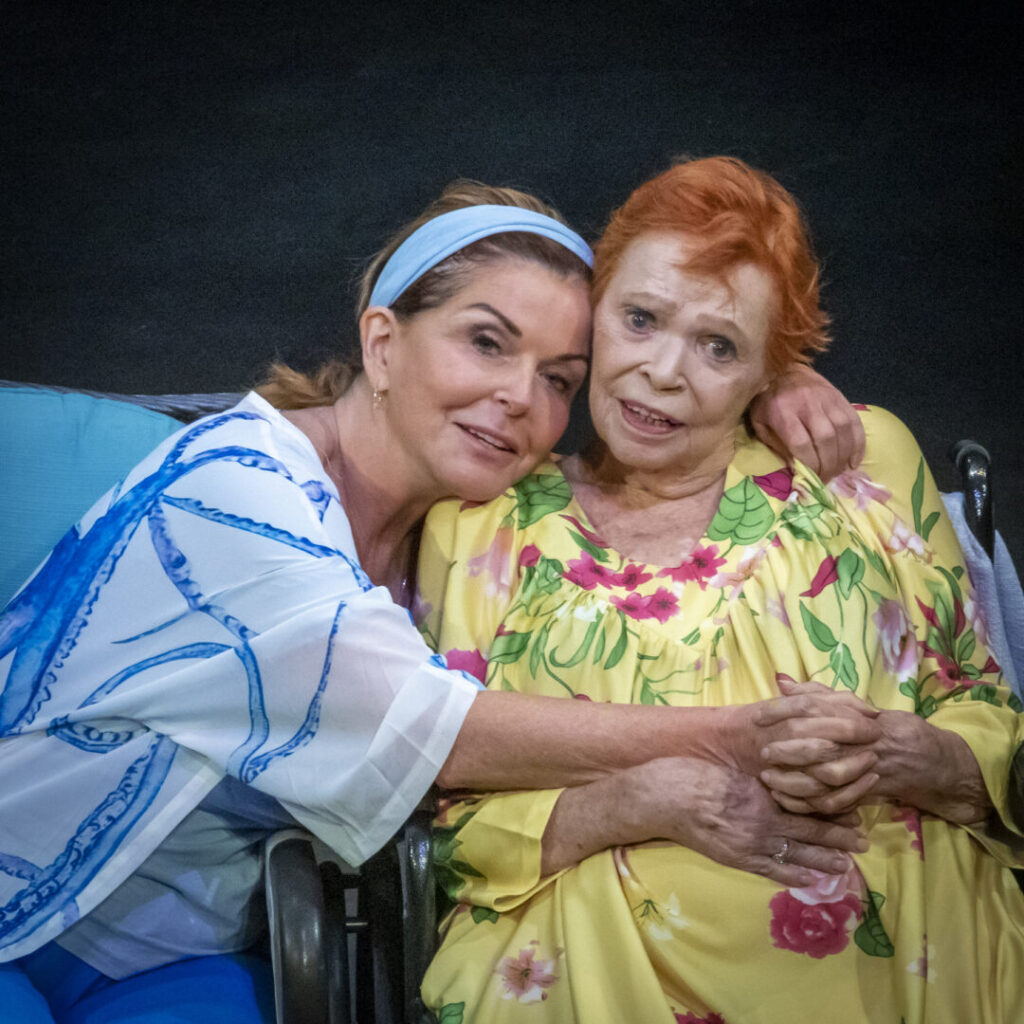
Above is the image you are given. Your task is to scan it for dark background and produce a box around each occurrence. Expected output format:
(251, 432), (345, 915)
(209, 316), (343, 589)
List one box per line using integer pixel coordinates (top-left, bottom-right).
(3, 0), (1022, 565)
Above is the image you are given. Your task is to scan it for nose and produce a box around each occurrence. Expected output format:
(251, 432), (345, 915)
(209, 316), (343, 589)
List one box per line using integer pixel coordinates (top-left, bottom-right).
(643, 342), (688, 392)
(494, 364), (534, 416)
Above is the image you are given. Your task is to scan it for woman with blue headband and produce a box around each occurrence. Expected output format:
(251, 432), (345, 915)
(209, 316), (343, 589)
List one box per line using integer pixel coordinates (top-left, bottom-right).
(0, 180), (870, 1022)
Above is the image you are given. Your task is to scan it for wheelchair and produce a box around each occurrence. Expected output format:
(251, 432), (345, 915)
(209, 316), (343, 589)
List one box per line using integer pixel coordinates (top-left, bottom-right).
(0, 379), (1017, 1024)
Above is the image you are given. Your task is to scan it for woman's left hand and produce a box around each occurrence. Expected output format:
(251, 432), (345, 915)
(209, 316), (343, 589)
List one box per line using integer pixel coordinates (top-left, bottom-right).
(758, 679), (992, 825)
(748, 364), (865, 481)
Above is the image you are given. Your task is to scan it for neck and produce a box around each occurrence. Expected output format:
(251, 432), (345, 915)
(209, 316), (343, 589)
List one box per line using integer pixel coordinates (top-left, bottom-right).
(563, 437), (734, 566)
(289, 379), (437, 600)
(582, 437), (733, 507)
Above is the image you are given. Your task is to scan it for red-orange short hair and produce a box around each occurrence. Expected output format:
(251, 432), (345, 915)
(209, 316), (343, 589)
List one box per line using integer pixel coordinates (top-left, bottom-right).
(592, 156), (830, 375)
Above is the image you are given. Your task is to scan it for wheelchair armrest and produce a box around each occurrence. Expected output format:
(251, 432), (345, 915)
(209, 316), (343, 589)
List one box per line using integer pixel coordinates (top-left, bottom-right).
(266, 810), (438, 1024)
(265, 830), (332, 1024)
(360, 800), (438, 1024)
(400, 805), (438, 1022)
(265, 829), (359, 1024)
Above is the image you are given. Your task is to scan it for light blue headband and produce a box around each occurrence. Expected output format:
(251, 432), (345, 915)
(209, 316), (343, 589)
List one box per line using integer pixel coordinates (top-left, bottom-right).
(368, 205), (594, 308)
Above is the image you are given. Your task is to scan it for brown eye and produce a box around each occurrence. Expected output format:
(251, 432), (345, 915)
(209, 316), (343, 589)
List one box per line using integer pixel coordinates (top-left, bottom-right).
(545, 373), (568, 393)
(472, 333), (501, 354)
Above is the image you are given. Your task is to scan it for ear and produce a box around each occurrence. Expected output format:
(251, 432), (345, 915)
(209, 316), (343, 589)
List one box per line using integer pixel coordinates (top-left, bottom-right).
(359, 306), (398, 393)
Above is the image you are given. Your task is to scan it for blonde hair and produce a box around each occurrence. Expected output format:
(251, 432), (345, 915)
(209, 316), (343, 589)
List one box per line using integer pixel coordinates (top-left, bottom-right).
(258, 180), (589, 409)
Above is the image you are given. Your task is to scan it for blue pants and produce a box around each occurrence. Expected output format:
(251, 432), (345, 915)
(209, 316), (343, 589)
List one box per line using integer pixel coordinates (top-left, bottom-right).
(1, 942), (275, 1023)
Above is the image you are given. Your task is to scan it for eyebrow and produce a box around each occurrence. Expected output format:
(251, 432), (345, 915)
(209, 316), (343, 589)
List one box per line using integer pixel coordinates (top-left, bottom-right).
(626, 293), (750, 345)
(690, 312), (749, 343)
(467, 302), (521, 337)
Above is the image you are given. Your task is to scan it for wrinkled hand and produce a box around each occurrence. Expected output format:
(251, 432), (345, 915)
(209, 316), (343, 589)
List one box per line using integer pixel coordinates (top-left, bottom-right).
(626, 756), (868, 887)
(757, 680), (991, 824)
(754, 679), (881, 814)
(748, 364), (865, 481)
(719, 680), (881, 815)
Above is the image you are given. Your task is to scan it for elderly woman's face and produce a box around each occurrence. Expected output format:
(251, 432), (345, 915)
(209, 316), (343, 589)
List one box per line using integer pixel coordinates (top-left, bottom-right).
(589, 232), (776, 480)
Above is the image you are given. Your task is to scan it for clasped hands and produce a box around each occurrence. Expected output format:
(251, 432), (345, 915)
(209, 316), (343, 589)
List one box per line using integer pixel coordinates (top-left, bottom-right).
(750, 676), (991, 827)
(628, 678), (991, 888)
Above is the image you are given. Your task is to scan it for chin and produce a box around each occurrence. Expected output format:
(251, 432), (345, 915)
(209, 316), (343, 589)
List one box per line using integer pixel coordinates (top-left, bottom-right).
(446, 472), (520, 505)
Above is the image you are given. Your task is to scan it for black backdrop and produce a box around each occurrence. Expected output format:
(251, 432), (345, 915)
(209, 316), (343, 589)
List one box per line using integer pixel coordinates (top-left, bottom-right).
(3, 0), (1022, 565)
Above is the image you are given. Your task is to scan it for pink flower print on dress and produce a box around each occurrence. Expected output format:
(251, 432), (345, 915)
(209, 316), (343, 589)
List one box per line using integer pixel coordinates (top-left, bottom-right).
(657, 543), (726, 589)
(934, 652), (978, 690)
(642, 586), (680, 623)
(518, 543), (541, 567)
(613, 562), (653, 590)
(769, 863), (863, 958)
(890, 805), (924, 858)
(915, 594), (966, 636)
(787, 865), (862, 907)
(409, 591), (432, 627)
(872, 599), (920, 682)
(610, 590), (652, 619)
(559, 513), (607, 547)
(906, 934), (936, 983)
(963, 594), (991, 648)
(830, 469), (892, 510)
(800, 555), (839, 597)
(467, 526), (515, 596)
(564, 551), (616, 590)
(708, 546), (766, 600)
(766, 592), (791, 627)
(495, 942), (560, 1002)
(885, 517), (927, 559)
(769, 889), (862, 958)
(444, 648), (488, 684)
(736, 545), (767, 575)
(753, 467), (796, 500)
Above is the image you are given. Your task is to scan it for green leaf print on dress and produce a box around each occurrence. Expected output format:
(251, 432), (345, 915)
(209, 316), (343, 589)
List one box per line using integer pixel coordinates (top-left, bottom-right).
(510, 473), (573, 529)
(800, 603), (838, 652)
(434, 810), (485, 900)
(489, 631), (531, 664)
(910, 458), (941, 542)
(706, 478), (774, 545)
(853, 890), (894, 957)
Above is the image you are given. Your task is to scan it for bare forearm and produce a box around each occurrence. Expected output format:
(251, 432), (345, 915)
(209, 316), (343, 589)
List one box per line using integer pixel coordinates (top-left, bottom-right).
(540, 772), (641, 875)
(542, 756), (869, 883)
(437, 691), (748, 791)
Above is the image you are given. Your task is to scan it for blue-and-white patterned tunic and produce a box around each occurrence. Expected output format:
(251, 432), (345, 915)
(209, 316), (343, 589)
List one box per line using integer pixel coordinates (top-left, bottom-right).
(0, 393), (479, 964)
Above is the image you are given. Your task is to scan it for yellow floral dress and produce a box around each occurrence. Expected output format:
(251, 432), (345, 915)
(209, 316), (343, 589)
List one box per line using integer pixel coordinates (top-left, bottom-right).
(416, 408), (1024, 1024)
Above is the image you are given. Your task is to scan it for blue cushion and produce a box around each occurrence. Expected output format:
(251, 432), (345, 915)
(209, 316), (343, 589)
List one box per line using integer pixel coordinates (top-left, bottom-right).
(0, 388), (183, 606)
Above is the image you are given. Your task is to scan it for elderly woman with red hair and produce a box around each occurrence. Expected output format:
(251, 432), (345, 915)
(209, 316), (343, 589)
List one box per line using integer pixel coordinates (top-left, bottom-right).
(417, 157), (1024, 1023)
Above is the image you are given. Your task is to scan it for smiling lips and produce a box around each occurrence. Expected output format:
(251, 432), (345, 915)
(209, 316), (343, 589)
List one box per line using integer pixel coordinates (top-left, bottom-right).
(459, 423), (518, 455)
(620, 399), (682, 433)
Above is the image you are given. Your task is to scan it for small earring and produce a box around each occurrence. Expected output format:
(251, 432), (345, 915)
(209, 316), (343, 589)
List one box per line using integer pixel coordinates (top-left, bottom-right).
(372, 388), (385, 409)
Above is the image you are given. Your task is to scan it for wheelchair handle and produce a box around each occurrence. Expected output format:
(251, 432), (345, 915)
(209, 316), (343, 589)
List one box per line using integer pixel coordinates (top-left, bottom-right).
(949, 439), (994, 558)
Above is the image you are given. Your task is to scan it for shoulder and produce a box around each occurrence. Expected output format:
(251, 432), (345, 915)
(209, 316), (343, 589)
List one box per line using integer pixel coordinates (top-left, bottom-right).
(855, 405), (934, 494)
(420, 459), (570, 583)
(426, 458), (568, 537)
(858, 405), (923, 460)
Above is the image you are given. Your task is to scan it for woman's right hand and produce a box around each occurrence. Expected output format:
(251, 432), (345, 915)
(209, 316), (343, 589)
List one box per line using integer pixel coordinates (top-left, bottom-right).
(542, 756), (868, 888)
(747, 363), (865, 481)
